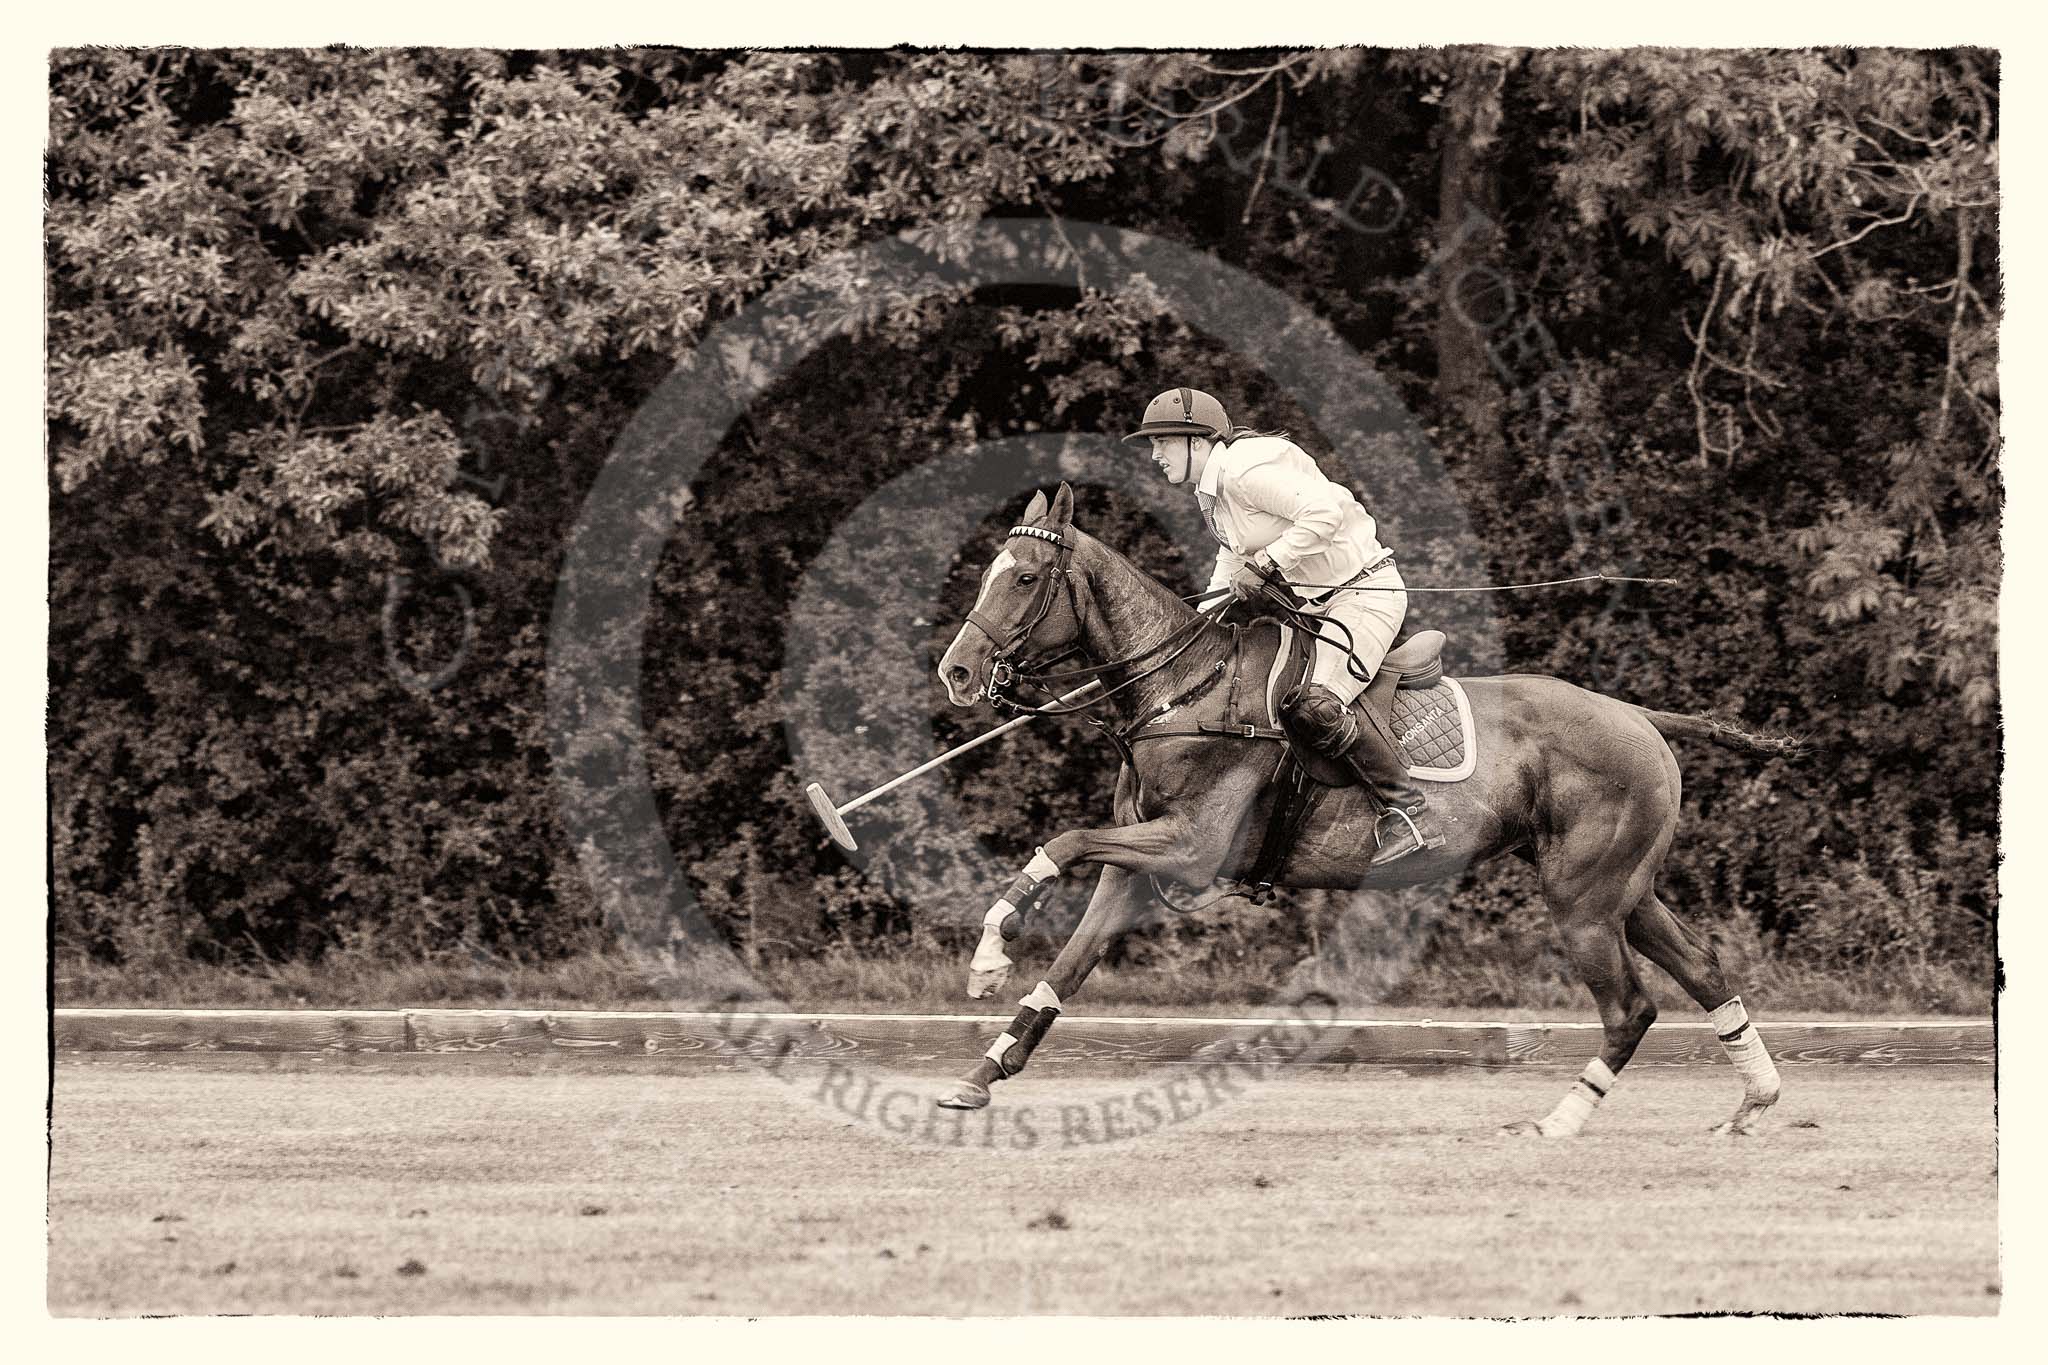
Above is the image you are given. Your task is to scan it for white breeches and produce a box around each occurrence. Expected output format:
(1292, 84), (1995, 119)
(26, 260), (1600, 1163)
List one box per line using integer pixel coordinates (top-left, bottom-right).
(1303, 562), (1407, 706)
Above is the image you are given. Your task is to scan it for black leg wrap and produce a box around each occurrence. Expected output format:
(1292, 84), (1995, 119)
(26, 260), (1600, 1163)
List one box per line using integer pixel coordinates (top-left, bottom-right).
(993, 1002), (1062, 1077)
(1002, 870), (1051, 910)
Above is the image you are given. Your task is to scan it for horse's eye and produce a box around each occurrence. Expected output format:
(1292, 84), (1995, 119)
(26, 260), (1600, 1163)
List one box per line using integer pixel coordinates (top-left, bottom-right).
(1016, 573), (1038, 586)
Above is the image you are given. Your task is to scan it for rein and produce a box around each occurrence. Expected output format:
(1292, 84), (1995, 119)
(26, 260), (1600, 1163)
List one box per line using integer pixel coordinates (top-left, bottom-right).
(1176, 568), (1685, 690)
(968, 521), (1231, 722)
(1004, 610), (1224, 718)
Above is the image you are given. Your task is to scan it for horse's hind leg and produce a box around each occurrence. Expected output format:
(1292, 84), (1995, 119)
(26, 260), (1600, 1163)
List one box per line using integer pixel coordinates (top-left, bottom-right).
(1627, 893), (1782, 1135)
(1504, 760), (1670, 1138)
(1501, 908), (1659, 1138)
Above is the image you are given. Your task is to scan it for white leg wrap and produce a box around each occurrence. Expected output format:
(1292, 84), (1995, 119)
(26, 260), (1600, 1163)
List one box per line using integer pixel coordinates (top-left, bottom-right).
(983, 1032), (1020, 1064)
(1537, 1058), (1617, 1137)
(1709, 997), (1781, 1102)
(970, 853), (1057, 978)
(970, 901), (1016, 973)
(968, 857), (1057, 991)
(1021, 980), (1062, 1011)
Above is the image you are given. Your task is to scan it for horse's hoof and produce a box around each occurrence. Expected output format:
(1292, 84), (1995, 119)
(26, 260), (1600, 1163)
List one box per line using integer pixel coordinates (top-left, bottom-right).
(1499, 1119), (1545, 1138)
(935, 1081), (991, 1111)
(1712, 1102), (1773, 1137)
(966, 965), (1011, 999)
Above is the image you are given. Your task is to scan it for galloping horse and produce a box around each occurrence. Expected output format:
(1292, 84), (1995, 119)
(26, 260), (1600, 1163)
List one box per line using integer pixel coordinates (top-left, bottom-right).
(934, 483), (1797, 1137)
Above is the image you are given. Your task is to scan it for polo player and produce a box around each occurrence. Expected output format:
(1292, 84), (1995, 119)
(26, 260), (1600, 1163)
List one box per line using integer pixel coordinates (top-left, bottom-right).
(1125, 387), (1445, 865)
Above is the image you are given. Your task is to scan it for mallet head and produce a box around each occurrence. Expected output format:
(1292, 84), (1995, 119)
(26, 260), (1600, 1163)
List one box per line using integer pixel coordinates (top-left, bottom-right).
(805, 782), (858, 853)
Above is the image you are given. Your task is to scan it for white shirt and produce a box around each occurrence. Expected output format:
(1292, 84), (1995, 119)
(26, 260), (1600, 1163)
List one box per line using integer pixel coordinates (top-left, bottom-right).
(1197, 435), (1388, 600)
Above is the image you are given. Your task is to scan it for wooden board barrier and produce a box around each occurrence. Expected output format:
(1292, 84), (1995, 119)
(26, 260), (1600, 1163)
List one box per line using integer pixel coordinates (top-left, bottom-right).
(55, 1008), (414, 1053)
(54, 1009), (1992, 1067)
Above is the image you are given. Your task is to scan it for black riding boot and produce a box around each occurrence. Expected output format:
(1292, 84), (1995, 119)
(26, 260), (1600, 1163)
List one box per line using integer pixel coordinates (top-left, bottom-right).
(1349, 683), (1448, 866)
(1285, 678), (1447, 867)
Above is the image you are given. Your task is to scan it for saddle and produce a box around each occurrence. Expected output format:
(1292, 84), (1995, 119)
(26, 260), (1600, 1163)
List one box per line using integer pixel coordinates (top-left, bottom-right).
(1272, 628), (1446, 789)
(1120, 621), (1467, 905)
(1241, 626), (1465, 903)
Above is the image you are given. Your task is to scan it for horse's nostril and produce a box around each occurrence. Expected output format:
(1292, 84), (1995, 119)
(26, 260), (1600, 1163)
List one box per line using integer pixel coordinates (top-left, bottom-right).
(945, 665), (970, 686)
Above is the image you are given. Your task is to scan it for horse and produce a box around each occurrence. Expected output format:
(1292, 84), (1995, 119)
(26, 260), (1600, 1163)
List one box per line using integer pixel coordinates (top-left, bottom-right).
(932, 482), (1799, 1137)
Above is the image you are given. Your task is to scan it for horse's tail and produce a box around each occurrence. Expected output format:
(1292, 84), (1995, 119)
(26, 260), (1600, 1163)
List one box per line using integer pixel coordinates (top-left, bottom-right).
(1639, 708), (1805, 759)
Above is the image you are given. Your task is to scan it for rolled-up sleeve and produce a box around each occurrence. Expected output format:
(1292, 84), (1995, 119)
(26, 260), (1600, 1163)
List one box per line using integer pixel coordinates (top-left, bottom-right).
(1236, 462), (1344, 574)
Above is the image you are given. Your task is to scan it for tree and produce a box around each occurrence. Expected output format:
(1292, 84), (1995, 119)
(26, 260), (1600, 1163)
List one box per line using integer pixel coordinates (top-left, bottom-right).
(47, 48), (1998, 989)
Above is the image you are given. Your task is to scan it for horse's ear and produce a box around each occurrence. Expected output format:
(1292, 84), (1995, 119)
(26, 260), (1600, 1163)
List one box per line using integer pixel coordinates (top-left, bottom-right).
(1020, 489), (1049, 525)
(1050, 481), (1074, 527)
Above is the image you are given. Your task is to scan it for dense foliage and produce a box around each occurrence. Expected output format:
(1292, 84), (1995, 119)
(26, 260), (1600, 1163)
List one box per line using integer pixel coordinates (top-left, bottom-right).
(48, 49), (1998, 992)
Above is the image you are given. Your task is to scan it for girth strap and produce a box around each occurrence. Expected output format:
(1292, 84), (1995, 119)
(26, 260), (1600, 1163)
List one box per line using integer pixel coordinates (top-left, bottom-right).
(1242, 750), (1322, 903)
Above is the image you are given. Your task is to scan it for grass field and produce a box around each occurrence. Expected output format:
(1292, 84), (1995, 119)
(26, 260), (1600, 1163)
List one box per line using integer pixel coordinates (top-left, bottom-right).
(54, 941), (1993, 1017)
(50, 1056), (1998, 1317)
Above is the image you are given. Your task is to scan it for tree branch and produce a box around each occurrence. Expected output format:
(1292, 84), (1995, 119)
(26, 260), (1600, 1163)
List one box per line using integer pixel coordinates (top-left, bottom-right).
(1863, 115), (1961, 149)
(1033, 185), (1090, 292)
(1685, 260), (1731, 466)
(1741, 286), (1784, 440)
(1187, 71), (1282, 124)
(1811, 193), (1924, 260)
(1185, 53), (1315, 80)
(1239, 82), (1285, 226)
(1936, 206), (1974, 442)
(1110, 66), (1287, 147)
(307, 342), (360, 375)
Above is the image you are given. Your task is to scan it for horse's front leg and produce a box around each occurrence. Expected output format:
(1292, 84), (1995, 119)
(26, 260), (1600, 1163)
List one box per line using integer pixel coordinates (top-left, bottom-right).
(938, 864), (1156, 1110)
(938, 803), (1246, 1111)
(963, 764), (1149, 999)
(966, 847), (1062, 999)
(961, 809), (1215, 997)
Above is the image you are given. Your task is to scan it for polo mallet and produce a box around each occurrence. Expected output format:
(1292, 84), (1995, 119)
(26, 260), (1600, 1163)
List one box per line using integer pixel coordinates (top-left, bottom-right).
(804, 680), (1102, 853)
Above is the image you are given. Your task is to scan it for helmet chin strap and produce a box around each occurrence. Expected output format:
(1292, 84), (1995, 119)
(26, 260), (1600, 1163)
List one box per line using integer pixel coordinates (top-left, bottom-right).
(1148, 434), (1202, 484)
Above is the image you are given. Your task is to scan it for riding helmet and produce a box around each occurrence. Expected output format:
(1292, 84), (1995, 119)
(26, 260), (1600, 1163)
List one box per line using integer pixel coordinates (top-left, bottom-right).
(1122, 387), (1231, 444)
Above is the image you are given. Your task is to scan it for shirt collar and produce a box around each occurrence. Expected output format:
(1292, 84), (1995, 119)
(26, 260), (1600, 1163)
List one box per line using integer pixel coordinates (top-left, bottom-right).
(1195, 442), (1226, 497)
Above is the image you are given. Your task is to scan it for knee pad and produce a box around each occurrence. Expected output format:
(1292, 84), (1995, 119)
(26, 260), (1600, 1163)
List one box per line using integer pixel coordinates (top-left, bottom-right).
(1281, 683), (1358, 756)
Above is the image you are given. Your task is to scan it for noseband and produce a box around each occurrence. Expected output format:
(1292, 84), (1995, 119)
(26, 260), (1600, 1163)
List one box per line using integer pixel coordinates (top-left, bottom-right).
(964, 524), (1083, 708)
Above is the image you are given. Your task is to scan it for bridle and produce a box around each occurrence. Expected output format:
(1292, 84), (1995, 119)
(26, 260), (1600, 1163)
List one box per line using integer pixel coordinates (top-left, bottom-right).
(963, 524), (1085, 707)
(963, 522), (1225, 719)
(963, 520), (1264, 920)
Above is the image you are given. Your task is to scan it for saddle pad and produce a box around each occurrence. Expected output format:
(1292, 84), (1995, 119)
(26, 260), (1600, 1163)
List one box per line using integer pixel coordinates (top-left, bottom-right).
(1392, 678), (1475, 782)
(1264, 623), (1477, 783)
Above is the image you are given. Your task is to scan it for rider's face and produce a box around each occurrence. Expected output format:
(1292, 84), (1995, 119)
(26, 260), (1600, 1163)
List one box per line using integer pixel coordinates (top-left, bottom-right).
(1149, 434), (1207, 485)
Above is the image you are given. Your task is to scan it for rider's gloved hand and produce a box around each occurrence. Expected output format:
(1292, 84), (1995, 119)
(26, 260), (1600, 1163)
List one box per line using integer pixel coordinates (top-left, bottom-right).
(1228, 556), (1282, 603)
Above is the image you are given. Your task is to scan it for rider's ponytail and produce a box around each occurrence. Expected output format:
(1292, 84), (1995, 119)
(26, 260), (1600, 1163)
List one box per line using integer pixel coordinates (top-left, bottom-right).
(1219, 426), (1290, 445)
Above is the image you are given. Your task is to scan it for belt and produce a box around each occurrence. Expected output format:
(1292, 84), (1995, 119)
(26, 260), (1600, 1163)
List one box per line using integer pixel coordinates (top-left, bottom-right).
(1305, 551), (1396, 603)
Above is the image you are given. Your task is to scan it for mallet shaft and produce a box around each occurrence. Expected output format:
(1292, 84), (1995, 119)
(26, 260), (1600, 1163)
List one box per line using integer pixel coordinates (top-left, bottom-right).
(838, 680), (1102, 816)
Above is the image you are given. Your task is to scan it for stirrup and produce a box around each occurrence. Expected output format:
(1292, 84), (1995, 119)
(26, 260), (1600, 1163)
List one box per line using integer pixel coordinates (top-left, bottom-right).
(1371, 806), (1444, 867)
